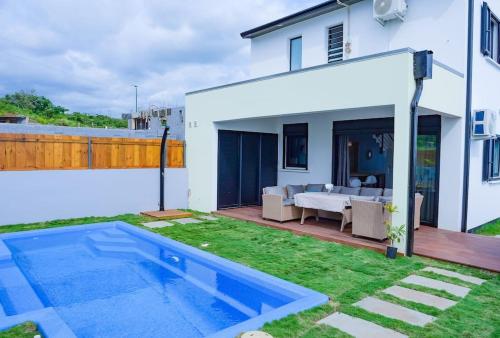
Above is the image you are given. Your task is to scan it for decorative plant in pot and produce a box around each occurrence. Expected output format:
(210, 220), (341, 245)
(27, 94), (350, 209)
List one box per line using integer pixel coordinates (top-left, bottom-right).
(384, 203), (406, 259)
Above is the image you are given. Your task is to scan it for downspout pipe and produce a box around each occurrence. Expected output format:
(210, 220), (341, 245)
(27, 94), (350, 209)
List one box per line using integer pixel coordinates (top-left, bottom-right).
(406, 50), (433, 256)
(462, 0), (474, 233)
(406, 78), (423, 256)
(159, 126), (170, 211)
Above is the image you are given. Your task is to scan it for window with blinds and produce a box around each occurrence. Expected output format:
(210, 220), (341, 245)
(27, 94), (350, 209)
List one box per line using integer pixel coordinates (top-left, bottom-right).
(328, 24), (344, 63)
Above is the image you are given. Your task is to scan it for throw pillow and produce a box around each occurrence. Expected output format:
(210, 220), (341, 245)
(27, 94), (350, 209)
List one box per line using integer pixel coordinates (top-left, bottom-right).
(305, 184), (324, 192)
(286, 184), (305, 199)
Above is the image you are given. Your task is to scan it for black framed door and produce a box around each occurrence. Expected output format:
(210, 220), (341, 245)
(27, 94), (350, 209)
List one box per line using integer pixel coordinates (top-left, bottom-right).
(241, 133), (260, 206)
(217, 130), (278, 209)
(332, 116), (441, 226)
(217, 131), (241, 208)
(416, 117), (441, 227)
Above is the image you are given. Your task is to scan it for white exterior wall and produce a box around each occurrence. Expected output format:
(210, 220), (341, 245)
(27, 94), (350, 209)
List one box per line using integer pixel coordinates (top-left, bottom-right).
(0, 168), (188, 226)
(186, 52), (416, 215)
(187, 50), (465, 248)
(250, 0), (466, 77)
(467, 0), (500, 229)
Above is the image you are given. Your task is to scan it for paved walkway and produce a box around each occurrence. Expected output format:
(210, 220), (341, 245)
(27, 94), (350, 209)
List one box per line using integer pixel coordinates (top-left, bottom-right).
(317, 267), (486, 337)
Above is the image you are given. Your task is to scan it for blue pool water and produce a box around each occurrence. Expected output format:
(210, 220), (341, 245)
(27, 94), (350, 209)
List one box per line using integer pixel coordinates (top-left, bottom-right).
(0, 222), (327, 338)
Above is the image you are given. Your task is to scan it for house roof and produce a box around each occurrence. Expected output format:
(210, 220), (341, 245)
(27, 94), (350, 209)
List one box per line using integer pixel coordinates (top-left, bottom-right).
(240, 0), (365, 39)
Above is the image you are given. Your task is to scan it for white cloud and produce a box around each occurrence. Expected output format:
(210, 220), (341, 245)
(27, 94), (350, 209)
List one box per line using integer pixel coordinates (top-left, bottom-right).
(0, 0), (313, 116)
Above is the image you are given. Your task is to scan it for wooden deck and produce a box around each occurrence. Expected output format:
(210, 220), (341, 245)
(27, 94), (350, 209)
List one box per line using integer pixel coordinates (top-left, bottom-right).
(215, 206), (500, 272)
(414, 226), (500, 272)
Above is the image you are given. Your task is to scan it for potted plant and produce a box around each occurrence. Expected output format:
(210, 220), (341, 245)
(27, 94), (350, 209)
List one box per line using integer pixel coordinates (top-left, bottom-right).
(384, 203), (406, 259)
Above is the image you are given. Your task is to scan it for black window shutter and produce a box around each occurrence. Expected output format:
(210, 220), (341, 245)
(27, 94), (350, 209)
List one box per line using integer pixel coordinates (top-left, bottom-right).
(481, 2), (492, 56)
(483, 140), (492, 181)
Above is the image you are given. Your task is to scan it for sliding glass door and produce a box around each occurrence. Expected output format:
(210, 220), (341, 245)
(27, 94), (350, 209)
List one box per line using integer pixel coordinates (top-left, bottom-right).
(416, 133), (440, 226)
(333, 116), (441, 226)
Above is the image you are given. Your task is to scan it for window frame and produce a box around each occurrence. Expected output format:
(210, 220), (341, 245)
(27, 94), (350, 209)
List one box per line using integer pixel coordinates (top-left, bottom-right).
(327, 23), (344, 64)
(483, 137), (500, 182)
(289, 36), (302, 71)
(283, 123), (308, 170)
(490, 14), (500, 64)
(482, 2), (500, 64)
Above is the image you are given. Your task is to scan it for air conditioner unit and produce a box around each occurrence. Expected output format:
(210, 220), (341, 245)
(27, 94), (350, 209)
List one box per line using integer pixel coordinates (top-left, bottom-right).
(373, 0), (407, 24)
(472, 109), (499, 139)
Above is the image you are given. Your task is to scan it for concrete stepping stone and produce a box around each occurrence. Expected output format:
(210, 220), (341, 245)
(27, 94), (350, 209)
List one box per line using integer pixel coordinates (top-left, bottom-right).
(240, 331), (273, 338)
(354, 297), (435, 327)
(318, 312), (408, 338)
(401, 275), (470, 298)
(383, 285), (457, 310)
(142, 221), (173, 229)
(174, 218), (202, 224)
(200, 215), (218, 221)
(422, 267), (485, 285)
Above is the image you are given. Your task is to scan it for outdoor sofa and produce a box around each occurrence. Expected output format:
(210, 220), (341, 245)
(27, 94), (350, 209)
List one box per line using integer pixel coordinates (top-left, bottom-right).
(262, 184), (391, 223)
(262, 184), (424, 241)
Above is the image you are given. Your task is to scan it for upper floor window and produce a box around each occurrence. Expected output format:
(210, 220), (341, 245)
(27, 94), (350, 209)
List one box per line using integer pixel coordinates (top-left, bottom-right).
(328, 24), (344, 63)
(289, 36), (302, 71)
(283, 123), (308, 169)
(481, 2), (500, 64)
(483, 137), (500, 182)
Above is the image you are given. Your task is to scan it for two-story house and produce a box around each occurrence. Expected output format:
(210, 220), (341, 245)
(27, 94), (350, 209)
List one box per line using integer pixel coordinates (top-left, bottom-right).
(185, 0), (500, 254)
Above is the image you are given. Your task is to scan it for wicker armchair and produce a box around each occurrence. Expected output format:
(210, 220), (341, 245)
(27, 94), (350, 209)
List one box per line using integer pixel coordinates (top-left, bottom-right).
(351, 193), (424, 240)
(262, 186), (302, 222)
(351, 200), (389, 241)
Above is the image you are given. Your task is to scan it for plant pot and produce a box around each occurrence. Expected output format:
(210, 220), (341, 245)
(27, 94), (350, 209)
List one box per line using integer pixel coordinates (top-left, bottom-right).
(386, 246), (398, 259)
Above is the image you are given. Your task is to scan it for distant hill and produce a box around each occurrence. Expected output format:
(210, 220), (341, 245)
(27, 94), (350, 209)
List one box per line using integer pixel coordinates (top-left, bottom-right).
(0, 91), (127, 129)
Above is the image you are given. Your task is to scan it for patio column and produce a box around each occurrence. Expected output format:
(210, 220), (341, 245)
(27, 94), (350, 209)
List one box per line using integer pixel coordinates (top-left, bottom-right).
(392, 96), (414, 254)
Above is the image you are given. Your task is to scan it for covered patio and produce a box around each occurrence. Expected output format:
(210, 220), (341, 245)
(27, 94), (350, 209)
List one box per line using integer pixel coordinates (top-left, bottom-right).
(216, 206), (500, 272)
(186, 48), (465, 255)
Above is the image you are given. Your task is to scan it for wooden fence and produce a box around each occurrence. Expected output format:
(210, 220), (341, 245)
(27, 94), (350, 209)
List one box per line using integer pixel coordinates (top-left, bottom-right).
(0, 133), (184, 171)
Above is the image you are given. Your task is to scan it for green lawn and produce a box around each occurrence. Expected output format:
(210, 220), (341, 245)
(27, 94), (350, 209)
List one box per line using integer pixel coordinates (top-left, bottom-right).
(0, 213), (498, 338)
(0, 322), (39, 338)
(474, 219), (500, 236)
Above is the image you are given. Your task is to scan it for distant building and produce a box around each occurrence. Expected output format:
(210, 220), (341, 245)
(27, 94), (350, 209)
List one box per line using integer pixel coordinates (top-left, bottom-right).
(0, 114), (28, 124)
(122, 106), (184, 140)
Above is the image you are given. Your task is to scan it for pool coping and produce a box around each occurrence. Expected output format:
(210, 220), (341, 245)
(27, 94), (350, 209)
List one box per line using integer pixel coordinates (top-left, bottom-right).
(0, 221), (329, 337)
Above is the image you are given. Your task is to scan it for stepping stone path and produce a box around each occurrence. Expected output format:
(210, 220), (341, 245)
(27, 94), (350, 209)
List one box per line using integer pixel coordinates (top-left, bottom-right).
(354, 297), (435, 327)
(318, 312), (408, 338)
(174, 218), (203, 225)
(401, 275), (470, 298)
(142, 221), (173, 229)
(318, 267), (485, 336)
(422, 267), (485, 285)
(200, 215), (218, 221)
(383, 285), (457, 310)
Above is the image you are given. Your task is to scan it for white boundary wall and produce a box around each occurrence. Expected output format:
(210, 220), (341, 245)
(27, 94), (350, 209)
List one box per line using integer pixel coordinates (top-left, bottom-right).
(0, 168), (188, 226)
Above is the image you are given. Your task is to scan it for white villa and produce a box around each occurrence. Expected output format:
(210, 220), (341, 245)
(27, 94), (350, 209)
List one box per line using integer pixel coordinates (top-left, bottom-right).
(185, 0), (500, 253)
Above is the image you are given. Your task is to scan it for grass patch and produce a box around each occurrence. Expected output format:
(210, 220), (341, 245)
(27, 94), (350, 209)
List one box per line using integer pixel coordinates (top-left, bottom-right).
(0, 322), (40, 338)
(0, 214), (498, 338)
(473, 219), (500, 236)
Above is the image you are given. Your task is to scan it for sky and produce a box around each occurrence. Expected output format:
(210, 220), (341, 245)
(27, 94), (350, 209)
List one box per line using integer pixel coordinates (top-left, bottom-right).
(0, 0), (314, 117)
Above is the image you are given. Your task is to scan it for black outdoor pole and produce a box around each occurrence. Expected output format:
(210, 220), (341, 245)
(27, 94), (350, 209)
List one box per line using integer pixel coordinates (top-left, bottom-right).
(406, 50), (433, 257)
(159, 126), (170, 211)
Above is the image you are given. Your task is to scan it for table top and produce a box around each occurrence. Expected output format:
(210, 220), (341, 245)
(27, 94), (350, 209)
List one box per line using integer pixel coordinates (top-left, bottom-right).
(294, 192), (350, 213)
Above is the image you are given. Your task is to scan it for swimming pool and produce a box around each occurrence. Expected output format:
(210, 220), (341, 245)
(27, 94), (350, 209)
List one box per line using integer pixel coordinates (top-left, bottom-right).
(0, 221), (328, 337)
